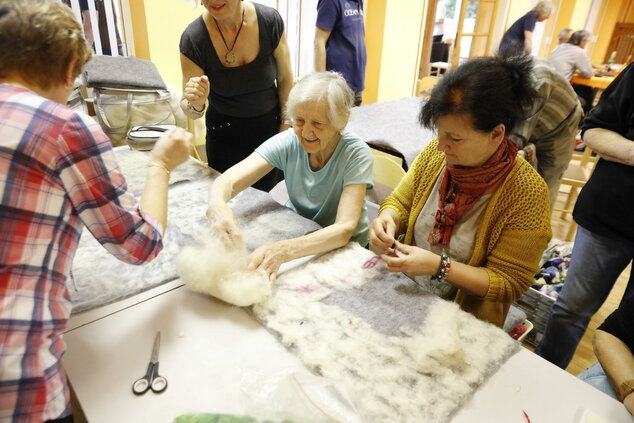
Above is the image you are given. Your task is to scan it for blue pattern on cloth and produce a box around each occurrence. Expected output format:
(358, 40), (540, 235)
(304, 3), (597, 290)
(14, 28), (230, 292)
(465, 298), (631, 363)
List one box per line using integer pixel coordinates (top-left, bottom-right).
(532, 240), (574, 299)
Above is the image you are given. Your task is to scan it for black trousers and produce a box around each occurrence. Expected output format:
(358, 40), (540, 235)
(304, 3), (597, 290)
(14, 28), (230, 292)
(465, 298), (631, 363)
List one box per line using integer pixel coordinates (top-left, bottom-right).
(572, 83), (596, 114)
(205, 107), (283, 191)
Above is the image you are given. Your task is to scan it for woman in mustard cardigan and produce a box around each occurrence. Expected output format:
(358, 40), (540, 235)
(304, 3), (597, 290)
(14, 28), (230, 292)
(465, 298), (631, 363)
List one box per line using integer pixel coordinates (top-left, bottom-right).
(370, 56), (552, 327)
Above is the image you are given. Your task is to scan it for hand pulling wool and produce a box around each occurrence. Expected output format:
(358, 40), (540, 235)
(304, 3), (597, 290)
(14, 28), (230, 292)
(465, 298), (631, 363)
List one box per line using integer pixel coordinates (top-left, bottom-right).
(177, 236), (270, 307)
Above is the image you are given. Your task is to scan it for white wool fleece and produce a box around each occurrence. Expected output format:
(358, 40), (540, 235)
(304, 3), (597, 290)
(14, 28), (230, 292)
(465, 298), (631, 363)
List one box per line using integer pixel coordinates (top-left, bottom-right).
(177, 237), (271, 306)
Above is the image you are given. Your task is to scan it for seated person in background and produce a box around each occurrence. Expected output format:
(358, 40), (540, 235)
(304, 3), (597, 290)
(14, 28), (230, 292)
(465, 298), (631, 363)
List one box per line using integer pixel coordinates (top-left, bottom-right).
(549, 30), (595, 113)
(578, 294), (634, 416)
(369, 56), (552, 328)
(508, 57), (583, 210)
(557, 27), (573, 45)
(0, 1), (193, 421)
(207, 72), (373, 281)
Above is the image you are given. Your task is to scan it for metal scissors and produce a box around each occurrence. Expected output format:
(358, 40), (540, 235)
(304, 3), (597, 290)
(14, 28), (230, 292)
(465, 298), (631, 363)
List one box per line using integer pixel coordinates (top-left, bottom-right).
(132, 332), (168, 395)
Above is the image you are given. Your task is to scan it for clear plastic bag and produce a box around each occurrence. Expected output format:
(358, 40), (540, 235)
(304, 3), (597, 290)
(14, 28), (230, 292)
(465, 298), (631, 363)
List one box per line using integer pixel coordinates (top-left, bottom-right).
(240, 369), (362, 423)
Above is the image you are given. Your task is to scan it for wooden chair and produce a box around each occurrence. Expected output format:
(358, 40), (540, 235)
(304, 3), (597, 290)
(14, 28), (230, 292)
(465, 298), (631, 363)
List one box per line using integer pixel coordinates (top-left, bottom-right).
(366, 151), (407, 221)
(429, 61), (450, 77)
(554, 147), (598, 241)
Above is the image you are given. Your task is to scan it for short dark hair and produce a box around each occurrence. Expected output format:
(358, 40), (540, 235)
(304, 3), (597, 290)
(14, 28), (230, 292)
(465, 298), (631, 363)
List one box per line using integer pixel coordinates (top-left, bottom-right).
(419, 55), (538, 134)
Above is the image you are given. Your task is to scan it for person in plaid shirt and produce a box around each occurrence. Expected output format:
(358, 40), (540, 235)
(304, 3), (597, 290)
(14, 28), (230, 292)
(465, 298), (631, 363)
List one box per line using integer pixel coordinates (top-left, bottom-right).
(0, 1), (193, 421)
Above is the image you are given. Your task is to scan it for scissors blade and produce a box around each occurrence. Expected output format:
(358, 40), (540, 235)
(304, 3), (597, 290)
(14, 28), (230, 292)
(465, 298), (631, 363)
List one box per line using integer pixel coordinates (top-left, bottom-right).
(150, 332), (160, 364)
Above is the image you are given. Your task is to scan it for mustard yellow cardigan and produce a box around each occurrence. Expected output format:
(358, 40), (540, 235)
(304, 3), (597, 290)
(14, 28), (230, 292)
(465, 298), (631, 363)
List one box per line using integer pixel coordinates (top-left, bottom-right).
(380, 141), (552, 327)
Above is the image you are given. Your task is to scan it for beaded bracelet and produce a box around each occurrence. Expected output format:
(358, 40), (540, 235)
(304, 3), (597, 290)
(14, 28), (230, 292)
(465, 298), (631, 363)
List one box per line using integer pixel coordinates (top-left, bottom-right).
(431, 252), (451, 282)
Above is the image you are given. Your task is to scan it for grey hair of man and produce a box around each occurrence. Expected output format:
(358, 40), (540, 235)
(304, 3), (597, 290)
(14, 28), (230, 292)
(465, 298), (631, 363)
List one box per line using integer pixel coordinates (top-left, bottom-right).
(285, 71), (354, 131)
(557, 28), (572, 44)
(532, 1), (553, 18)
(568, 30), (591, 46)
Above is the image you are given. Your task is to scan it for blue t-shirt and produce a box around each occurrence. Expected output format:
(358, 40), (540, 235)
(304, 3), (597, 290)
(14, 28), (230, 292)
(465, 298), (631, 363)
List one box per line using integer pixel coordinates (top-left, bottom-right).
(498, 11), (538, 57)
(316, 0), (367, 92)
(255, 129), (373, 245)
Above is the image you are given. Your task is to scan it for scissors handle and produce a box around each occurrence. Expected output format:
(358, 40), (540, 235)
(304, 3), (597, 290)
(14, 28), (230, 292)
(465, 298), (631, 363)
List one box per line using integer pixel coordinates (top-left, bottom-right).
(151, 374), (168, 393)
(149, 361), (167, 393)
(132, 363), (154, 395)
(132, 362), (168, 395)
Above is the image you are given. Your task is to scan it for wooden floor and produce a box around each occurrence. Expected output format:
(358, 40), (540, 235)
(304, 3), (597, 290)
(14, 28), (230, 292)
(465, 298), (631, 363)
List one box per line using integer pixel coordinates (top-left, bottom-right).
(523, 185), (631, 376)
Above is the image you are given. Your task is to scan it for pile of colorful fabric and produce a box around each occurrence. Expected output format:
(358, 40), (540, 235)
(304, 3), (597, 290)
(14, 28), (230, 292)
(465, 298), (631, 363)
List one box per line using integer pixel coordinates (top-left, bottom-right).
(532, 240), (574, 299)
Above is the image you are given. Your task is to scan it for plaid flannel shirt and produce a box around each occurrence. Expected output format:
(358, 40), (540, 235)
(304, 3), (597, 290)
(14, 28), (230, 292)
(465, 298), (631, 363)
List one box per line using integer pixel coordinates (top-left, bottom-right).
(0, 85), (163, 422)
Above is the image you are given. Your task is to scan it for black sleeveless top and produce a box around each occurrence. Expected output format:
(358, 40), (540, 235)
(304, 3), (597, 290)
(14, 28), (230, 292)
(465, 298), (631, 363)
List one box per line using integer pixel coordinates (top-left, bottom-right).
(179, 3), (284, 118)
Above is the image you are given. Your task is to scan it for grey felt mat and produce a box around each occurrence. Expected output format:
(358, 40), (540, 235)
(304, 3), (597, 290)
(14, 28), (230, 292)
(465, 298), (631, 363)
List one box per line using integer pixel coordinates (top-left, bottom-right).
(345, 96), (437, 167)
(70, 150), (320, 313)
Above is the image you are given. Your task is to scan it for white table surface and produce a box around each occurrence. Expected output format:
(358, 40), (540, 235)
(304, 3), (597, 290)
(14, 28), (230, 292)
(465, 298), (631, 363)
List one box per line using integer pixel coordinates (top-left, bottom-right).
(63, 282), (633, 423)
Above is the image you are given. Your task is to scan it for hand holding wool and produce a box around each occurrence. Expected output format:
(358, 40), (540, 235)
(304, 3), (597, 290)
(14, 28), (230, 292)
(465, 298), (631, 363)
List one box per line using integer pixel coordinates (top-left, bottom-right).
(206, 203), (243, 250)
(177, 234), (271, 307)
(248, 241), (292, 282)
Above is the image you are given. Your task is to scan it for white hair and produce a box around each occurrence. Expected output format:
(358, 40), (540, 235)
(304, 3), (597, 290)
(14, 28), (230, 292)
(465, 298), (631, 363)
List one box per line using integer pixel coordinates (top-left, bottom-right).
(532, 1), (553, 17)
(285, 72), (354, 131)
(557, 28), (572, 43)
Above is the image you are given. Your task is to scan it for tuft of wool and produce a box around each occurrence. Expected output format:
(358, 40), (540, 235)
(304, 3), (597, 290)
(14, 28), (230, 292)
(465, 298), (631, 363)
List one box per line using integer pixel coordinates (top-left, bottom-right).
(406, 301), (467, 375)
(177, 238), (270, 306)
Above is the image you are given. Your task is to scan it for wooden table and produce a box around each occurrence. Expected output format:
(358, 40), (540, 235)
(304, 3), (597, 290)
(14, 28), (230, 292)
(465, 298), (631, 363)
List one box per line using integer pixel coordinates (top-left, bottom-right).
(571, 74), (616, 90)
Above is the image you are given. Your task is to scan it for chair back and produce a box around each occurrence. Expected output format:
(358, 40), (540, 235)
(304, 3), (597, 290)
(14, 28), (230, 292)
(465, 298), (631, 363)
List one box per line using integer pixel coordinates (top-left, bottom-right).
(554, 147), (598, 241)
(366, 153), (407, 221)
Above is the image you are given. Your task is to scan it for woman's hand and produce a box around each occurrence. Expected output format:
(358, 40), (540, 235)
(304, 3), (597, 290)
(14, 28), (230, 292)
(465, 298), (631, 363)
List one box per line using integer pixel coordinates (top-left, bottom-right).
(206, 203), (243, 249)
(248, 241), (291, 282)
(381, 242), (441, 277)
(369, 212), (398, 253)
(150, 127), (193, 171)
(183, 75), (209, 110)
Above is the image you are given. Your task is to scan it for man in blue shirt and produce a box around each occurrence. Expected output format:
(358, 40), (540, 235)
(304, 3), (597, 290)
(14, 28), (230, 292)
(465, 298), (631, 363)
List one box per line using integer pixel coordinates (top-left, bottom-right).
(314, 0), (367, 106)
(498, 1), (552, 58)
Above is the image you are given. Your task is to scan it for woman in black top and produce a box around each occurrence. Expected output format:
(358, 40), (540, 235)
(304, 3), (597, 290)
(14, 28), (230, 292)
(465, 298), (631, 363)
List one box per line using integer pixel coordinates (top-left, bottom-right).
(180, 0), (293, 191)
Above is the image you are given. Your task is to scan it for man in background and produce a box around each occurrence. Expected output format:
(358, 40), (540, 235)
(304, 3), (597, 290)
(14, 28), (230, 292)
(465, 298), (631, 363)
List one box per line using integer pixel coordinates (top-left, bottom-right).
(498, 1), (552, 57)
(557, 28), (572, 45)
(550, 30), (595, 114)
(315, 0), (366, 106)
(509, 57), (582, 209)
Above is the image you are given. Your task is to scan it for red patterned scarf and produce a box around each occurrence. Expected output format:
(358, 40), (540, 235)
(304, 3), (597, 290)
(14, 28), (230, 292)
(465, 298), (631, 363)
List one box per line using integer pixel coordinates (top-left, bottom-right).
(428, 137), (518, 245)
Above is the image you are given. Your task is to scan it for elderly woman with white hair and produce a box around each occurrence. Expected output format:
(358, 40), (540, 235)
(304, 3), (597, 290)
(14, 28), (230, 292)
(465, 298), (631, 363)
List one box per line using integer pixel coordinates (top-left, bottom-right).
(498, 0), (553, 58)
(207, 71), (373, 281)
